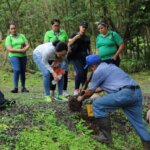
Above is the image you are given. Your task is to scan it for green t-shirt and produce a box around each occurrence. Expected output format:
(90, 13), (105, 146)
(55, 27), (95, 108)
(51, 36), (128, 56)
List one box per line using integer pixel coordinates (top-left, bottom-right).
(44, 29), (68, 42)
(5, 33), (28, 57)
(96, 30), (123, 60)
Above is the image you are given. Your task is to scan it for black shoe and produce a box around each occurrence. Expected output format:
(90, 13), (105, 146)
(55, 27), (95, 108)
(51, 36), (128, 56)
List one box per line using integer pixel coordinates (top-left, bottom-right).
(11, 88), (18, 93)
(3, 99), (16, 106)
(0, 91), (4, 99)
(0, 99), (16, 110)
(142, 141), (150, 150)
(21, 88), (29, 93)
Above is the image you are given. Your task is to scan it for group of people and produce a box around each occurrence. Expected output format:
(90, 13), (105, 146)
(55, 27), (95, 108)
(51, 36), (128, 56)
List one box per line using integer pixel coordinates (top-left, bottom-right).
(4, 18), (150, 149)
(4, 18), (125, 101)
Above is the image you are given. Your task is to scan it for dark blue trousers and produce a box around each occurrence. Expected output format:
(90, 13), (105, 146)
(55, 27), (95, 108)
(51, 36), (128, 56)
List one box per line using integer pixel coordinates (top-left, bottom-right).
(71, 58), (87, 89)
(93, 88), (150, 141)
(10, 56), (27, 88)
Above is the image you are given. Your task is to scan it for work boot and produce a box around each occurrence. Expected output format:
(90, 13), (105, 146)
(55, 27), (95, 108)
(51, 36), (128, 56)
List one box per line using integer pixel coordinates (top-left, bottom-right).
(0, 99), (16, 110)
(142, 140), (150, 150)
(11, 88), (18, 93)
(95, 117), (112, 144)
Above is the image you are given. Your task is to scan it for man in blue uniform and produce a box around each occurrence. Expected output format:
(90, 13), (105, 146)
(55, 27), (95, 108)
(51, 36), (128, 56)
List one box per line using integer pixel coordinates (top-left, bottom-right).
(77, 54), (150, 150)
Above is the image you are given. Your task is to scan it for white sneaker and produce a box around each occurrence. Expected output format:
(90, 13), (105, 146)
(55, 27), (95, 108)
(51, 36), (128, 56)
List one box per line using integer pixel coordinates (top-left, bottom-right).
(73, 89), (79, 96)
(63, 91), (70, 97)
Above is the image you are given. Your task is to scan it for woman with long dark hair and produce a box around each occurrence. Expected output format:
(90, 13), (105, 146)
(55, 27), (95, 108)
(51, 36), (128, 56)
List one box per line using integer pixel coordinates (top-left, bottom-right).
(44, 19), (69, 98)
(33, 41), (68, 102)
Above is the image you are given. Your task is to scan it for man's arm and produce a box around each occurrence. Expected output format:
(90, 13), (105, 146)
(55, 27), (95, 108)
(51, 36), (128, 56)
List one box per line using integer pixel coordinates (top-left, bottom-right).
(77, 88), (103, 102)
(68, 34), (81, 46)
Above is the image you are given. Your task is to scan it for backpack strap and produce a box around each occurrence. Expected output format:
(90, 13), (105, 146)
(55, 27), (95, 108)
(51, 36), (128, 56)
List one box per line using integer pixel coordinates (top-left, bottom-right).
(112, 32), (118, 47)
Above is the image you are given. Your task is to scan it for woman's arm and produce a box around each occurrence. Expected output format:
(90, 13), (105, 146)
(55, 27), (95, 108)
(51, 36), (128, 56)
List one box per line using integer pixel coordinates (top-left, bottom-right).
(88, 44), (92, 54)
(42, 49), (60, 81)
(22, 42), (30, 52)
(68, 34), (81, 46)
(96, 48), (99, 55)
(6, 46), (24, 53)
(112, 43), (125, 60)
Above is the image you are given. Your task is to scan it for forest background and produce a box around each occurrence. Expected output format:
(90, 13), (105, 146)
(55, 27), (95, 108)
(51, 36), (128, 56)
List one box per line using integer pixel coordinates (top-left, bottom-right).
(0, 1), (150, 149)
(0, 0), (150, 72)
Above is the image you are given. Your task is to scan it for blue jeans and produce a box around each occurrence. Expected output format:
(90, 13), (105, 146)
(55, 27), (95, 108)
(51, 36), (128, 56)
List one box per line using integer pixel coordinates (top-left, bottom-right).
(93, 88), (150, 141)
(71, 58), (87, 89)
(10, 56), (27, 88)
(61, 59), (68, 71)
(33, 53), (64, 96)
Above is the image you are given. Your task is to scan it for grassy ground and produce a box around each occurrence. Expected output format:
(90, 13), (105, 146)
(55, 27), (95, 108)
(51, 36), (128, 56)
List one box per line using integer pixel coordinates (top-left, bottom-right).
(0, 69), (150, 150)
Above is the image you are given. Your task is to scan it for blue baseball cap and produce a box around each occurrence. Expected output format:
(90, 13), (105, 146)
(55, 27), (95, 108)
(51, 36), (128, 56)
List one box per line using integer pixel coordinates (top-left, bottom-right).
(84, 54), (101, 69)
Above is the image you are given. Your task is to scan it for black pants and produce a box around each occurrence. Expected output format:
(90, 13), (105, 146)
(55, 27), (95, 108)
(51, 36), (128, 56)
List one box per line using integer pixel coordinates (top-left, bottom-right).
(102, 56), (121, 67)
(0, 91), (6, 105)
(71, 58), (87, 89)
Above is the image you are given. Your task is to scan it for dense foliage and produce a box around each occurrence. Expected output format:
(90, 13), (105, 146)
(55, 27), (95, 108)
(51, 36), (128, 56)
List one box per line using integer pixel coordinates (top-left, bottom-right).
(0, 0), (150, 70)
(1, 70), (150, 150)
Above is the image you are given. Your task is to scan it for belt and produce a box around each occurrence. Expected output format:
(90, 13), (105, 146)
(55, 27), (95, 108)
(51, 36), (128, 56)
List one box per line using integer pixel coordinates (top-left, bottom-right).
(119, 85), (140, 91)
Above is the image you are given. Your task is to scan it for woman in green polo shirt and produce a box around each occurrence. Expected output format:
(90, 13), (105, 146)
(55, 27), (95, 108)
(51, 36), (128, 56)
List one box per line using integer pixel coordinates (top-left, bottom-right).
(5, 22), (29, 93)
(44, 19), (69, 99)
(96, 19), (125, 66)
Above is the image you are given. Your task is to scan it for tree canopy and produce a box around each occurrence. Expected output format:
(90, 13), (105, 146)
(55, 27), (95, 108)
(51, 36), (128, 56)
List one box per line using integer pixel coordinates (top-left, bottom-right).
(0, 0), (150, 69)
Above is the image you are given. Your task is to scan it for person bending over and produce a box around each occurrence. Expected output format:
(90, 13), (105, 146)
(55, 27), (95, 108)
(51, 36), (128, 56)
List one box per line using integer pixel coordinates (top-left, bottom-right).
(77, 54), (150, 150)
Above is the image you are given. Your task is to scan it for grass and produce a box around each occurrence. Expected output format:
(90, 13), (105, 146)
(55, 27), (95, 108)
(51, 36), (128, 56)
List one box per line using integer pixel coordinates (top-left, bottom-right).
(0, 68), (150, 150)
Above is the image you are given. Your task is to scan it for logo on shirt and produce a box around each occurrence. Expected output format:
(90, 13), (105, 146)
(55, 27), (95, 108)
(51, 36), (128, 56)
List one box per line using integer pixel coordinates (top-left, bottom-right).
(108, 35), (113, 39)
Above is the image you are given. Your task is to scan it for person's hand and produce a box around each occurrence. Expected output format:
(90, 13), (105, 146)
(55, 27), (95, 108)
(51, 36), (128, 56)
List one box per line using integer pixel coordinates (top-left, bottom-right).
(74, 34), (81, 40)
(22, 48), (27, 53)
(77, 96), (84, 102)
(146, 109), (150, 124)
(112, 55), (117, 61)
(52, 72), (60, 81)
(19, 48), (27, 53)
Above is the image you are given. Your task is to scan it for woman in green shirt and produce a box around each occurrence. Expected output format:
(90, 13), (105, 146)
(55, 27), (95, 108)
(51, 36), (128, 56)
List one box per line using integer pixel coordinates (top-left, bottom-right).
(5, 22), (29, 93)
(44, 19), (69, 98)
(96, 19), (125, 66)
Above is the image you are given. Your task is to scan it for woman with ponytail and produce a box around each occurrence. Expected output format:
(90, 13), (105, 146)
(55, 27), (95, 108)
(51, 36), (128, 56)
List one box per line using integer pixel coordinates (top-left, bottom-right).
(33, 41), (68, 102)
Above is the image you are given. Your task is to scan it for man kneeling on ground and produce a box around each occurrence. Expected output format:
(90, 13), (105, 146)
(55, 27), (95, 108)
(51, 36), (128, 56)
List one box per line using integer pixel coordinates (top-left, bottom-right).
(77, 54), (150, 150)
